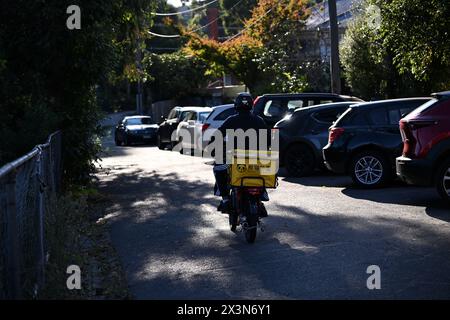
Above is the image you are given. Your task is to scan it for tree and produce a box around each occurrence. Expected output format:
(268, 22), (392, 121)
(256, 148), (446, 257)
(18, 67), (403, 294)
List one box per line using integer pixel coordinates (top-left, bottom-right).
(341, 0), (450, 99)
(0, 0), (157, 185)
(219, 0), (258, 36)
(378, 0), (450, 92)
(340, 5), (391, 99)
(147, 0), (184, 53)
(144, 51), (213, 101)
(185, 0), (310, 95)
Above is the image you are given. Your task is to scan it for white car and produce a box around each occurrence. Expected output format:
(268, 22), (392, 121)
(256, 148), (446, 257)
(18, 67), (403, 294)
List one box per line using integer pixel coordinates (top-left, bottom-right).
(175, 107), (212, 152)
(201, 104), (236, 151)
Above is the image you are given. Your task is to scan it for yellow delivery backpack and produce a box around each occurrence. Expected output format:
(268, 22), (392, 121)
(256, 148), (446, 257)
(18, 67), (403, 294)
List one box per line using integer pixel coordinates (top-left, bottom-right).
(229, 149), (279, 188)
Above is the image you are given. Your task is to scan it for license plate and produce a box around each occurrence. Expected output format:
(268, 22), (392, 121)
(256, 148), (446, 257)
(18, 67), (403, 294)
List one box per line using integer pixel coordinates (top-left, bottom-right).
(143, 135), (151, 139)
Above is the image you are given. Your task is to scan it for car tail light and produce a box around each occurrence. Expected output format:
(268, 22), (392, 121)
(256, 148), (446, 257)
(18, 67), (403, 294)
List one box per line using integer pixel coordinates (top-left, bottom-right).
(202, 123), (210, 133)
(400, 120), (416, 158)
(328, 127), (345, 144)
(271, 127), (279, 141)
(400, 119), (437, 158)
(253, 96), (261, 108)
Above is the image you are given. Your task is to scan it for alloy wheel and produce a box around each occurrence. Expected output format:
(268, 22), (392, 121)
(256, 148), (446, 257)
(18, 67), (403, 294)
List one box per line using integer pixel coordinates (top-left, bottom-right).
(285, 145), (314, 177)
(354, 156), (383, 185)
(443, 167), (450, 196)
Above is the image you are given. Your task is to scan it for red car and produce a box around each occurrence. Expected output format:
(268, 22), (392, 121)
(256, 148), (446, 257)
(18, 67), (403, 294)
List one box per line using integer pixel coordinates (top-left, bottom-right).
(396, 91), (450, 202)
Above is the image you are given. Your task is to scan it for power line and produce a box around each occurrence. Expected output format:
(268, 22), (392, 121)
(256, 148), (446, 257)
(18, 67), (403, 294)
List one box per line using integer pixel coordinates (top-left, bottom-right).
(190, 0), (245, 33)
(223, 4), (276, 43)
(149, 0), (245, 38)
(151, 0), (218, 17)
(148, 31), (181, 38)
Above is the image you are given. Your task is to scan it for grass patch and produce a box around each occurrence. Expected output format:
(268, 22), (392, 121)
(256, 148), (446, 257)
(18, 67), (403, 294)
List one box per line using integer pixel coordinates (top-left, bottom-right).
(39, 188), (129, 299)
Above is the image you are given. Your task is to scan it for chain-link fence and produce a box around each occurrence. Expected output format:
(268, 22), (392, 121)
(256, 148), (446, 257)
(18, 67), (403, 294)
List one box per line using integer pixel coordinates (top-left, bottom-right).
(0, 131), (62, 299)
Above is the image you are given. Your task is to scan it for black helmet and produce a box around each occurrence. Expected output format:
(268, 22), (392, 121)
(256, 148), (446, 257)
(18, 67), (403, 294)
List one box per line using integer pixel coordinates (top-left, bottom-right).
(234, 92), (253, 111)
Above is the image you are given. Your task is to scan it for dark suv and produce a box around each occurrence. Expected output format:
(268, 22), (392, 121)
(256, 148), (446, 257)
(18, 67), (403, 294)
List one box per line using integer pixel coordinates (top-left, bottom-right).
(274, 102), (358, 177)
(396, 91), (450, 202)
(157, 106), (201, 149)
(253, 93), (363, 127)
(323, 98), (431, 188)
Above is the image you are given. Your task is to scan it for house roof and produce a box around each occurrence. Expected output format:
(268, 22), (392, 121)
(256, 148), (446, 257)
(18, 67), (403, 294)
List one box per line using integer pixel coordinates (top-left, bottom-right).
(306, 0), (363, 30)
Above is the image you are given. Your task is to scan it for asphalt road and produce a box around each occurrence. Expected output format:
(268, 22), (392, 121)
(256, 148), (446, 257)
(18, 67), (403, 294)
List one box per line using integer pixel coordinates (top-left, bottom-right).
(97, 135), (450, 299)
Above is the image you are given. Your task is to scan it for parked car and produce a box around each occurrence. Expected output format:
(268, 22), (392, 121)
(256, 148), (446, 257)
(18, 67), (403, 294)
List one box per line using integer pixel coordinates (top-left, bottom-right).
(252, 93), (363, 127)
(274, 102), (359, 177)
(323, 97), (432, 188)
(201, 104), (236, 151)
(115, 116), (159, 146)
(157, 106), (202, 150)
(175, 107), (212, 152)
(396, 91), (450, 202)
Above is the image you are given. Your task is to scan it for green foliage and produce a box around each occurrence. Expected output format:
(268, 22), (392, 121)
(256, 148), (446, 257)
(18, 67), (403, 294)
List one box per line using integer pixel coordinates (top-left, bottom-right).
(251, 3), (309, 94)
(340, 7), (390, 99)
(341, 0), (450, 100)
(147, 0), (185, 53)
(379, 0), (450, 90)
(219, 0), (258, 35)
(186, 0), (310, 95)
(144, 51), (212, 101)
(0, 0), (156, 185)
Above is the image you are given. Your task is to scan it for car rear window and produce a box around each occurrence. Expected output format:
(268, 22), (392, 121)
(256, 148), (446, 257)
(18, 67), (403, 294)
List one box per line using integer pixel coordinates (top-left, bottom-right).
(199, 112), (210, 123)
(369, 108), (389, 125)
(317, 99), (334, 105)
(167, 109), (177, 119)
(406, 98), (438, 117)
(214, 108), (236, 121)
(264, 100), (286, 117)
(287, 100), (304, 110)
(336, 107), (370, 126)
(312, 107), (347, 124)
(179, 111), (190, 121)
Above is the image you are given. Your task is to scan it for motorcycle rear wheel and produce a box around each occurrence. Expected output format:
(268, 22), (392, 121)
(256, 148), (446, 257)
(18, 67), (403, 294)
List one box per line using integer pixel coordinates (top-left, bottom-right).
(245, 226), (257, 243)
(229, 213), (238, 232)
(244, 203), (258, 243)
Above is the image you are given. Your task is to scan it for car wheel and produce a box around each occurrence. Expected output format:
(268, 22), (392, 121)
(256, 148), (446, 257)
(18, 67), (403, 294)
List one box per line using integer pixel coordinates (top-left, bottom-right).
(178, 137), (185, 155)
(285, 144), (315, 177)
(157, 134), (164, 150)
(435, 158), (450, 204)
(351, 151), (390, 188)
(123, 135), (130, 146)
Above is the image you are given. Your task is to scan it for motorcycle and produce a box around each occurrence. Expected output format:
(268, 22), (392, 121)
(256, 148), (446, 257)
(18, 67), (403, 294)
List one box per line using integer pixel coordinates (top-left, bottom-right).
(228, 186), (266, 243)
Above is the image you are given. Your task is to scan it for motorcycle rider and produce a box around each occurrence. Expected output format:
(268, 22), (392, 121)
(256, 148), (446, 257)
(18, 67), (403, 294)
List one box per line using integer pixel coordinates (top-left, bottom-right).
(213, 92), (270, 215)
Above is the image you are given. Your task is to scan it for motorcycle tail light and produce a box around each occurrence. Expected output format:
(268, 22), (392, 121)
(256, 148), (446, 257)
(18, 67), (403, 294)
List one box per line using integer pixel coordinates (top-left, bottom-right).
(246, 188), (262, 195)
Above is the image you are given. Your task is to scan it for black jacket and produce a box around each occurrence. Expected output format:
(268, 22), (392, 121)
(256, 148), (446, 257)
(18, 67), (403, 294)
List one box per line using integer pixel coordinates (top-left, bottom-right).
(216, 110), (270, 163)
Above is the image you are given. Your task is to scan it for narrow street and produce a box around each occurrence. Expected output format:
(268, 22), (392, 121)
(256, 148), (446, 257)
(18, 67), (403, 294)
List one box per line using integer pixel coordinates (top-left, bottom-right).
(96, 134), (450, 299)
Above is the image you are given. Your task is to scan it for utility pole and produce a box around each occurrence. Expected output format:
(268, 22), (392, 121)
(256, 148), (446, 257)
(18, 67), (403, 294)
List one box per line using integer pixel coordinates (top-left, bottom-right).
(136, 30), (144, 115)
(328, 0), (341, 94)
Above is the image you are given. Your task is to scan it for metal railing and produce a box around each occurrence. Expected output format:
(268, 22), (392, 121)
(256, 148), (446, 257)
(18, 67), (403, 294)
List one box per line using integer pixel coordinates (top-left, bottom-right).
(0, 131), (62, 299)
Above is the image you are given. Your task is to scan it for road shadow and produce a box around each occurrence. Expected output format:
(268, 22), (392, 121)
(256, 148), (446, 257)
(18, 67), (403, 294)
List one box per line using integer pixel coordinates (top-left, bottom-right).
(280, 168), (353, 188)
(99, 127), (158, 160)
(342, 183), (449, 219)
(97, 167), (450, 299)
(425, 206), (450, 223)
